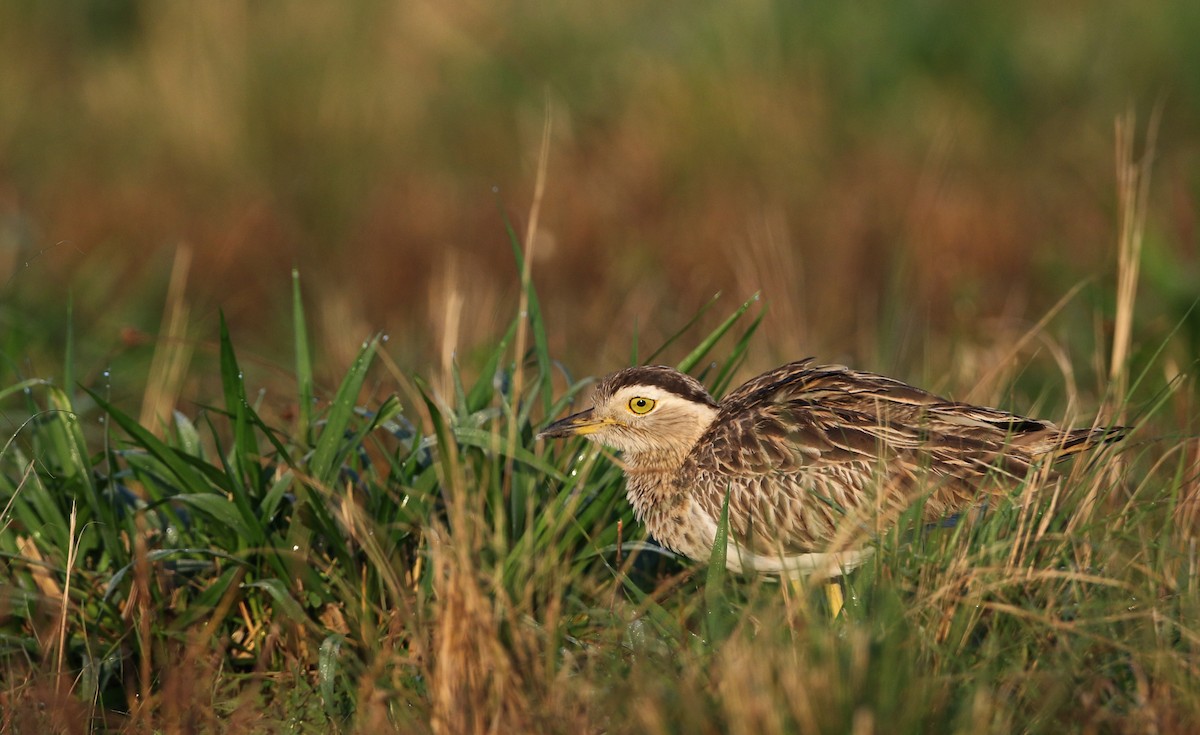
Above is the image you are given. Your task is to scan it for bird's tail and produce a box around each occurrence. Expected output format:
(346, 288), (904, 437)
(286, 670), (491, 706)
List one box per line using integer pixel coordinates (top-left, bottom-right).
(1032, 425), (1129, 460)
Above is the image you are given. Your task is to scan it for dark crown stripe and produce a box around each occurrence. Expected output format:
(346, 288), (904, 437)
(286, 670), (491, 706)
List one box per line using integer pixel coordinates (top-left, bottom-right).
(600, 366), (717, 407)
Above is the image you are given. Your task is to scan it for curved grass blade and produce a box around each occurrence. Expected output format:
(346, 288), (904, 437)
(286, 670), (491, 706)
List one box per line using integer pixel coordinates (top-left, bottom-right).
(310, 335), (379, 487)
(703, 487), (734, 644)
(454, 427), (567, 482)
(0, 378), (49, 403)
(467, 319), (518, 414)
(244, 578), (320, 632)
(64, 293), (75, 401)
(645, 292), (722, 366)
(85, 388), (211, 498)
(44, 386), (122, 556)
(293, 269), (314, 438)
(103, 548), (248, 602)
(219, 311), (261, 486)
(677, 293), (760, 374)
(318, 633), (348, 716)
(709, 306), (766, 398)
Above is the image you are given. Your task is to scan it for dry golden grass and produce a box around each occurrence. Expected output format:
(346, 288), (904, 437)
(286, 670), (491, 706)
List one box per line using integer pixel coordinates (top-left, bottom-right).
(2, 5), (1199, 734)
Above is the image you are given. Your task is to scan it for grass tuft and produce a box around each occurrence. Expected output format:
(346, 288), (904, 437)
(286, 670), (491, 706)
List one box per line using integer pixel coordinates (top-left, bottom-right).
(2, 141), (1199, 732)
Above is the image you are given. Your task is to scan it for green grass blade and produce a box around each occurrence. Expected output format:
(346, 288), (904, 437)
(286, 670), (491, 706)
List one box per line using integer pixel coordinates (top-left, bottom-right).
(616, 570), (688, 643)
(644, 292), (723, 365)
(64, 292), (75, 400)
(104, 549), (247, 603)
(199, 414), (270, 548)
(0, 378), (49, 403)
(44, 387), (122, 555)
(709, 307), (766, 397)
(309, 335), (379, 486)
(318, 633), (349, 716)
(174, 494), (256, 541)
(218, 311), (261, 477)
(243, 578), (319, 631)
(292, 269), (314, 438)
(677, 293), (760, 374)
(527, 277), (553, 417)
(467, 318), (518, 414)
(171, 410), (203, 457)
(4, 447), (71, 556)
(84, 388), (212, 497)
(704, 487), (734, 643)
(453, 427), (566, 482)
(501, 210), (553, 414)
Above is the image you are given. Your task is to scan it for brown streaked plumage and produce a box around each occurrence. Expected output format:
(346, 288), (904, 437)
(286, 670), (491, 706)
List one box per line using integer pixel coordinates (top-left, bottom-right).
(539, 360), (1126, 578)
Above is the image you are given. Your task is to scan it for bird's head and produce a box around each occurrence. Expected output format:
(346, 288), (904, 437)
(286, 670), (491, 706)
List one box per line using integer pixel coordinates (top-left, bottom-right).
(538, 366), (720, 460)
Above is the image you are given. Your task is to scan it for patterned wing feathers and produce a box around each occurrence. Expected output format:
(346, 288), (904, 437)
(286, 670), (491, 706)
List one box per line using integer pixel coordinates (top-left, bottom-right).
(680, 361), (1125, 554)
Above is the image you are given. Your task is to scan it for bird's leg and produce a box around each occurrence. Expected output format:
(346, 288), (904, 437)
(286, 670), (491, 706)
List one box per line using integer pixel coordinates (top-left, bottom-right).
(824, 581), (845, 619)
(783, 577), (844, 620)
(780, 575), (806, 626)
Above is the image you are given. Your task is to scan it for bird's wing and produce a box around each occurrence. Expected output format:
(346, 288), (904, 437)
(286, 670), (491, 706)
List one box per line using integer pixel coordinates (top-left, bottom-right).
(680, 362), (1048, 553)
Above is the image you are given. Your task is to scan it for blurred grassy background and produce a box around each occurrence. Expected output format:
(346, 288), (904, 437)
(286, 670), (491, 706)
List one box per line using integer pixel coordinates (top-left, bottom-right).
(1, 0), (1197, 393)
(3, 3), (1200, 731)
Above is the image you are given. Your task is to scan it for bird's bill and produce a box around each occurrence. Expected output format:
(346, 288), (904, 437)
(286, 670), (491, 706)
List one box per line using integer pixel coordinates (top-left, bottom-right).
(537, 408), (613, 439)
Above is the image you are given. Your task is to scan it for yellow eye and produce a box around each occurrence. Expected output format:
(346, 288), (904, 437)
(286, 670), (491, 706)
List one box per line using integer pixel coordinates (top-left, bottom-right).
(628, 397), (656, 415)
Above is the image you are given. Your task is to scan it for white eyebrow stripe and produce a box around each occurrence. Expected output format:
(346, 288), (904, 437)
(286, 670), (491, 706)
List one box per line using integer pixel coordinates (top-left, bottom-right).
(610, 385), (685, 403)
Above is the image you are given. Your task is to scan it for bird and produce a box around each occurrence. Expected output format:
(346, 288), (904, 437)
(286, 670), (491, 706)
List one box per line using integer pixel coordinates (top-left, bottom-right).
(539, 359), (1126, 612)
